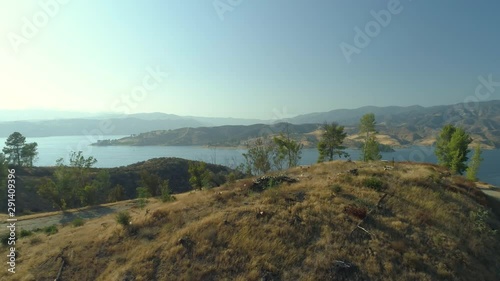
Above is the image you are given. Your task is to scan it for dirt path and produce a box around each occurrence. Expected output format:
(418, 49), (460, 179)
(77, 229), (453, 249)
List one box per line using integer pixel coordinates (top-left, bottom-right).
(477, 182), (500, 219)
(0, 201), (137, 234)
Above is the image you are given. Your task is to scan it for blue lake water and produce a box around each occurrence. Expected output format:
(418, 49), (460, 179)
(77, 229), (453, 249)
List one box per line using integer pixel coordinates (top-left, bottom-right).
(1, 135), (499, 186)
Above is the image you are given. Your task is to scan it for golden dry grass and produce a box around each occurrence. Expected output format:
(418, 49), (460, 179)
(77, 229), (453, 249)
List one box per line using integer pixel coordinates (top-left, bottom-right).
(4, 161), (500, 281)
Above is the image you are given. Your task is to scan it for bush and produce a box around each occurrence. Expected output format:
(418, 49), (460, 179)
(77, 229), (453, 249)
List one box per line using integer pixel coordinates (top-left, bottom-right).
(344, 204), (367, 220)
(72, 217), (85, 227)
(29, 236), (42, 245)
(32, 228), (42, 233)
(136, 187), (151, 209)
(19, 229), (33, 238)
(331, 184), (342, 193)
(116, 211), (132, 227)
(159, 180), (176, 203)
(43, 225), (58, 235)
(362, 177), (385, 191)
(469, 209), (497, 236)
(1, 232), (13, 246)
(227, 172), (237, 183)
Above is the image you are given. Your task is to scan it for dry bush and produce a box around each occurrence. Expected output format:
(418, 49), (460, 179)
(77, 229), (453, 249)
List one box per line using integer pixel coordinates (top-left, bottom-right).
(413, 210), (433, 226)
(344, 204), (367, 220)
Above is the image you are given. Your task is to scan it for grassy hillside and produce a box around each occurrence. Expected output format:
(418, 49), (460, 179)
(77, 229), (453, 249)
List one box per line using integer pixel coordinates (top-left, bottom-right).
(6, 161), (500, 280)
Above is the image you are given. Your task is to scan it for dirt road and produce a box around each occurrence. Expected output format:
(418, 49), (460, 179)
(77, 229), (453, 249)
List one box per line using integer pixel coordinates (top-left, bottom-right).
(480, 185), (500, 218)
(0, 201), (137, 234)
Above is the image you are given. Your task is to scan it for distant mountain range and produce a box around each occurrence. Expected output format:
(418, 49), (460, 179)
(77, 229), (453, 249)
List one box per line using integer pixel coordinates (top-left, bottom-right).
(93, 123), (320, 147)
(0, 113), (264, 137)
(2, 101), (500, 148)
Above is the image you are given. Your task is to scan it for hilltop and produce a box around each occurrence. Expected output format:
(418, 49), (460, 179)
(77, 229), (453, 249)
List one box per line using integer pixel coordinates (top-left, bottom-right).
(6, 161), (500, 280)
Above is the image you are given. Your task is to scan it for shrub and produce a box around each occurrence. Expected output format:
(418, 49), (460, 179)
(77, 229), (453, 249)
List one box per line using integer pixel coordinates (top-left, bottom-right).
(43, 225), (58, 235)
(362, 177), (385, 191)
(1, 232), (13, 246)
(116, 211), (132, 227)
(136, 187), (151, 209)
(30, 236), (42, 245)
(159, 180), (176, 203)
(331, 184), (342, 193)
(344, 204), (367, 220)
(227, 172), (237, 183)
(414, 211), (432, 226)
(72, 217), (85, 227)
(469, 209), (497, 236)
(32, 228), (42, 233)
(19, 229), (33, 238)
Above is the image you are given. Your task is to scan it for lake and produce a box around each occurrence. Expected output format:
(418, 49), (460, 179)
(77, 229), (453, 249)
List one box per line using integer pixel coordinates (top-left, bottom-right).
(1, 135), (499, 186)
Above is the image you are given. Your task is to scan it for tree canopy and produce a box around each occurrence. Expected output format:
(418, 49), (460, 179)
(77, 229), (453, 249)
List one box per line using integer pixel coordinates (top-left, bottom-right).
(273, 131), (303, 169)
(359, 113), (377, 136)
(36, 151), (106, 210)
(2, 132), (38, 167)
(435, 124), (472, 174)
(466, 144), (483, 181)
(359, 113), (381, 161)
(317, 122), (349, 163)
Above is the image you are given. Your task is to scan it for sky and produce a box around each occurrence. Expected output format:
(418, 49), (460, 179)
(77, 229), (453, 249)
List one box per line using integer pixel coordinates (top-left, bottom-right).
(1, 0), (499, 120)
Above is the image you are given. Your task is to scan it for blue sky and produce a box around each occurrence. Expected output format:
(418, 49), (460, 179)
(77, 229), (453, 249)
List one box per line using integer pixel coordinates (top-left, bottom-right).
(1, 0), (499, 119)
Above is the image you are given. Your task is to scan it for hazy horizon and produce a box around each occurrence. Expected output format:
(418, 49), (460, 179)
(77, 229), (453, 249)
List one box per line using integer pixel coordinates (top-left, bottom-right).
(2, 100), (500, 123)
(2, 1), (499, 120)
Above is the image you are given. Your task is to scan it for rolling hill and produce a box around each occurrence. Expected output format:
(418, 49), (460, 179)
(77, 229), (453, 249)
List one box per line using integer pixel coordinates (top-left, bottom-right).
(92, 101), (500, 149)
(6, 161), (500, 280)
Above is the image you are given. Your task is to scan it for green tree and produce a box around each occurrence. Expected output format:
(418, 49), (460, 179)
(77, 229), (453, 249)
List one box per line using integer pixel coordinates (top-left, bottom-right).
(317, 122), (349, 162)
(108, 184), (125, 202)
(466, 144), (483, 181)
(139, 170), (161, 197)
(136, 186), (151, 209)
(359, 113), (376, 138)
(359, 113), (381, 161)
(2, 132), (38, 167)
(363, 135), (382, 161)
(435, 125), (472, 174)
(0, 153), (8, 212)
(80, 170), (110, 206)
(36, 151), (98, 210)
(188, 161), (212, 189)
(0, 153), (6, 183)
(159, 180), (175, 202)
(273, 131), (303, 169)
(21, 142), (38, 167)
(242, 138), (276, 175)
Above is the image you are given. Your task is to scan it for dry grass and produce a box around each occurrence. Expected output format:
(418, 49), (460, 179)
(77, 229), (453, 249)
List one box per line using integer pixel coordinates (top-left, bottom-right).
(4, 161), (500, 281)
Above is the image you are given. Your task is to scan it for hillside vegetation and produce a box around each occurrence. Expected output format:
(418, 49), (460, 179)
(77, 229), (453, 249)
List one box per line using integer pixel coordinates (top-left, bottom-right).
(1, 158), (233, 214)
(6, 161), (500, 280)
